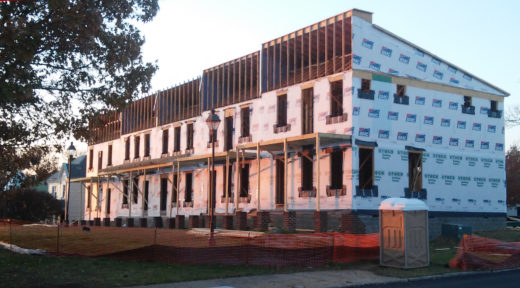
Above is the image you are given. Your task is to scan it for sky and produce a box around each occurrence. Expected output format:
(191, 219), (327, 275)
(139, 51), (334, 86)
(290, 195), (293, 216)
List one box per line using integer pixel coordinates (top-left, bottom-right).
(75, 0), (520, 155)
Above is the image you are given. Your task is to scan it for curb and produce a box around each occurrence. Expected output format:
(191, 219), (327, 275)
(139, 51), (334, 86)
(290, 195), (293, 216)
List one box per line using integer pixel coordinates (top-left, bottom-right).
(327, 266), (520, 288)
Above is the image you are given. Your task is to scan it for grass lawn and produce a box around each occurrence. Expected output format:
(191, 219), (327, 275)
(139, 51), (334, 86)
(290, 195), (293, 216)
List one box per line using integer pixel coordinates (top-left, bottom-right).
(0, 249), (305, 288)
(475, 228), (520, 242)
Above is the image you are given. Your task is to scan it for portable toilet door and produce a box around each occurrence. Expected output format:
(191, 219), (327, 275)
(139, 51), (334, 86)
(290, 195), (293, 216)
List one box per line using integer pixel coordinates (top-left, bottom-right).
(379, 198), (429, 268)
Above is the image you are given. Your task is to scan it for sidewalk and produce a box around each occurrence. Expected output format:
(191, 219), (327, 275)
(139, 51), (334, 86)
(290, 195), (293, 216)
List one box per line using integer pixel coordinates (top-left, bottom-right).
(129, 269), (397, 288)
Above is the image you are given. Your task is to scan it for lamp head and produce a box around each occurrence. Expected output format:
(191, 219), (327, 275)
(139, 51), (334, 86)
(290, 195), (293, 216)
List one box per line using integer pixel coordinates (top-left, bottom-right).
(67, 142), (76, 157)
(205, 110), (221, 131)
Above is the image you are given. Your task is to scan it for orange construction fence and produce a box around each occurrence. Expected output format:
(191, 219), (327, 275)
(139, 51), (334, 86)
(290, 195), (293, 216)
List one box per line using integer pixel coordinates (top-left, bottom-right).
(0, 220), (380, 266)
(449, 234), (520, 271)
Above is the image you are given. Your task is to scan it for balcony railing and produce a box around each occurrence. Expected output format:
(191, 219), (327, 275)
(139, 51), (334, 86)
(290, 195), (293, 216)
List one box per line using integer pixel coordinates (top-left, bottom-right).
(393, 94), (409, 105)
(357, 89), (375, 100)
(487, 109), (502, 118)
(461, 105), (475, 115)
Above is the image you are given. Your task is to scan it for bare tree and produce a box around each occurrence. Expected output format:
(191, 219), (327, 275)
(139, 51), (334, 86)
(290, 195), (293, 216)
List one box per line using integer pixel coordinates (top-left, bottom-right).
(506, 105), (520, 127)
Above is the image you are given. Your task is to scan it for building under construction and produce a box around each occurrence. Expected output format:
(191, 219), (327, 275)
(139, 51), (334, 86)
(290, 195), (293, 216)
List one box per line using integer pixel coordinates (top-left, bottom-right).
(80, 9), (508, 236)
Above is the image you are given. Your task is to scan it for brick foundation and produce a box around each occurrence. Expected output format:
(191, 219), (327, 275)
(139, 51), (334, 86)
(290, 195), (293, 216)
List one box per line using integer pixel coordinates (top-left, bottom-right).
(167, 218), (175, 229)
(222, 215), (234, 229)
(236, 211), (248, 230)
(103, 218), (110, 226)
(175, 215), (185, 229)
(154, 217), (163, 228)
(314, 211), (328, 232)
(139, 217), (147, 227)
(255, 211), (270, 231)
(339, 213), (366, 234)
(204, 215), (216, 230)
(428, 215), (506, 239)
(189, 215), (200, 229)
(283, 211), (296, 232)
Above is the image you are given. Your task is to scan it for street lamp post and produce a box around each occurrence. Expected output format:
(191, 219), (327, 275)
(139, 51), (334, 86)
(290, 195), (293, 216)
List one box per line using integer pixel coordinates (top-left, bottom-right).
(65, 142), (76, 224)
(205, 110), (220, 240)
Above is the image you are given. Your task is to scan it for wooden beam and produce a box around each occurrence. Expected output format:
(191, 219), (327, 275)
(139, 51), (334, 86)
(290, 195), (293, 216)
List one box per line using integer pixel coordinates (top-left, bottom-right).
(325, 18), (328, 75)
(256, 52), (260, 96)
(317, 20), (321, 78)
(176, 161), (180, 214)
(278, 39), (282, 89)
(316, 134), (320, 212)
(142, 170), (146, 217)
(227, 63), (231, 106)
(169, 168), (174, 219)
(216, 65), (221, 108)
(308, 28), (312, 81)
(286, 36), (289, 87)
(342, 13), (345, 71)
(300, 32), (304, 83)
(333, 16), (336, 73)
(127, 172), (131, 219)
(257, 142), (260, 211)
(131, 173), (146, 209)
(266, 46), (270, 92)
(296, 148), (314, 162)
(283, 138), (288, 212)
(238, 58), (242, 103)
(225, 153), (230, 215)
(293, 33), (297, 85)
(207, 157), (211, 216)
(173, 84), (177, 122)
(235, 148), (240, 212)
(96, 177), (100, 219)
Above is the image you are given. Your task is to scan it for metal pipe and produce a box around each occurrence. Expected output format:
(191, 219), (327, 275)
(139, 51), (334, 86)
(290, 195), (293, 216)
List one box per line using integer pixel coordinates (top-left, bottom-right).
(65, 154), (72, 223)
(210, 127), (216, 234)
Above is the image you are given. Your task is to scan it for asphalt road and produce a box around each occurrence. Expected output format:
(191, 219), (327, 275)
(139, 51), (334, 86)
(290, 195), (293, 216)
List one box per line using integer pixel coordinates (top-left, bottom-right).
(360, 269), (520, 288)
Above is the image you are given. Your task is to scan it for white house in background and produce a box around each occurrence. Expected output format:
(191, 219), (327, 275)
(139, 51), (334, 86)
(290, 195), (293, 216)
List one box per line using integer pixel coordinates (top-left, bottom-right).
(47, 155), (87, 221)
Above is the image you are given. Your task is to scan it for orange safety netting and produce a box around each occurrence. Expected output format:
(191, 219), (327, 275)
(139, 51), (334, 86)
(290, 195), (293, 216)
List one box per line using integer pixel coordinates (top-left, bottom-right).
(0, 220), (380, 266)
(449, 234), (520, 271)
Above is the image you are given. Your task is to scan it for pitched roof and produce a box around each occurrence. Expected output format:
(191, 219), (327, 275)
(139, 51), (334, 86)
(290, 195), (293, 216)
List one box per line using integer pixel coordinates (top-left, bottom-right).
(62, 155), (86, 179)
(47, 170), (61, 183)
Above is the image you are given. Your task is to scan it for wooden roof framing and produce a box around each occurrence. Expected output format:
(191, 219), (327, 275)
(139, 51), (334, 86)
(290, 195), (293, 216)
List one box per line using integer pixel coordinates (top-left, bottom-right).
(88, 111), (121, 145)
(261, 11), (353, 92)
(202, 51), (260, 111)
(158, 78), (201, 126)
(121, 94), (156, 135)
